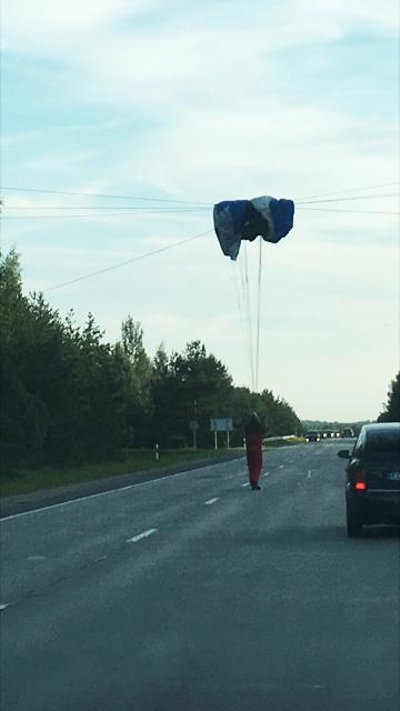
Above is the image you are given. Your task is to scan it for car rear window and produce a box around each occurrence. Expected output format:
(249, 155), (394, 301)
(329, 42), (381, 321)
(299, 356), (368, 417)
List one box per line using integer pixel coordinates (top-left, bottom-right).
(365, 431), (400, 464)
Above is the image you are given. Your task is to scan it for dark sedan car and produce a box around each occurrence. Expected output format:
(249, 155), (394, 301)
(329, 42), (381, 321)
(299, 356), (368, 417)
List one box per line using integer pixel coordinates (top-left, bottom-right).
(341, 427), (354, 438)
(338, 422), (400, 536)
(305, 430), (320, 442)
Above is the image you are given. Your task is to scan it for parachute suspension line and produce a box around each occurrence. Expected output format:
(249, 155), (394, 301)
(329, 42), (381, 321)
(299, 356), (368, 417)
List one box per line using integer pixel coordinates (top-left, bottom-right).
(229, 261), (249, 386)
(213, 194), (294, 392)
(255, 237), (263, 393)
(239, 243), (256, 392)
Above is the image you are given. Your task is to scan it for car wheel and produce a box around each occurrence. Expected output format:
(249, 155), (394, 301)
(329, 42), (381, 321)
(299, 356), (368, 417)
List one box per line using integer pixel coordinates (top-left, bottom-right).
(346, 503), (363, 537)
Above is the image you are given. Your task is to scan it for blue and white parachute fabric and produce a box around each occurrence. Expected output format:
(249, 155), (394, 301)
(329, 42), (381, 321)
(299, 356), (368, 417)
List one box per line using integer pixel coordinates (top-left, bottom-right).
(213, 195), (295, 260)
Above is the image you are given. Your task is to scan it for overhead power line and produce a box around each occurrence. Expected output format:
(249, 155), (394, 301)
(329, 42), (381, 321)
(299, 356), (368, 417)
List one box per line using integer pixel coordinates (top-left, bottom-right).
(294, 180), (400, 201)
(298, 207), (399, 215)
(5, 192), (398, 210)
(3, 195), (398, 220)
(4, 205), (208, 210)
(2, 180), (398, 207)
(44, 228), (213, 293)
(2, 207), (209, 220)
(297, 192), (399, 205)
(0, 185), (211, 206)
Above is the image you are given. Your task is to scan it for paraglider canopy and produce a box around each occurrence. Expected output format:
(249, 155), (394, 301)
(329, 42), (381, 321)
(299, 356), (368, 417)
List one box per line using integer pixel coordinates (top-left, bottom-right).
(213, 195), (295, 260)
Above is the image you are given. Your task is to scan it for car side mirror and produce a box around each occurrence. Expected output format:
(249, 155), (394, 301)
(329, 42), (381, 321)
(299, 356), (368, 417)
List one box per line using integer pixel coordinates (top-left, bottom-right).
(337, 449), (351, 459)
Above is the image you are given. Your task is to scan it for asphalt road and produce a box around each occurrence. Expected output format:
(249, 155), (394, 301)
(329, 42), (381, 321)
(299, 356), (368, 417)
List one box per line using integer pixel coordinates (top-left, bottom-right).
(1, 441), (399, 711)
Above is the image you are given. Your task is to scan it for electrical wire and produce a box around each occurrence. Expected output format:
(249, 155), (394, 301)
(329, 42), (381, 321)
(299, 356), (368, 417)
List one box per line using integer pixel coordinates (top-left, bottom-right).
(5, 205), (208, 210)
(297, 192), (398, 205)
(6, 198), (399, 216)
(293, 180), (399, 202)
(2, 207), (209, 220)
(0, 185), (212, 206)
(44, 228), (212, 292)
(4, 178), (398, 392)
(4, 203), (397, 220)
(2, 179), (398, 208)
(298, 207), (399, 215)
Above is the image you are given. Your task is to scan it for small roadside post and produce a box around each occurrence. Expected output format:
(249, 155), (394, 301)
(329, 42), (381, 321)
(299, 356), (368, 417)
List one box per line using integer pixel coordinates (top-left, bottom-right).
(189, 420), (199, 449)
(155, 443), (159, 461)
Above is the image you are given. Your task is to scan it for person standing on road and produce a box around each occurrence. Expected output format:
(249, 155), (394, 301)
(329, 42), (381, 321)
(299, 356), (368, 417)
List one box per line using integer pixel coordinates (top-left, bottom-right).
(244, 413), (265, 490)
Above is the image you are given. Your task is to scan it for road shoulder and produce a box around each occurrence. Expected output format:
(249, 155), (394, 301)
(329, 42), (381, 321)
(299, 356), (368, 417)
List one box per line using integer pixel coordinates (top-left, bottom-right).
(0, 454), (244, 518)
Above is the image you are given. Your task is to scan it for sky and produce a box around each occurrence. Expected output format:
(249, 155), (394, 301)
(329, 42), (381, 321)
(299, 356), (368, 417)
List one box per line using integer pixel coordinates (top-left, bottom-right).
(1, 0), (399, 423)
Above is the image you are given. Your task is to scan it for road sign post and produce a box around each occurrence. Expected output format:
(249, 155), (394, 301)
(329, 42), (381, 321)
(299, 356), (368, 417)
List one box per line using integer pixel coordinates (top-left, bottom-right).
(210, 418), (233, 450)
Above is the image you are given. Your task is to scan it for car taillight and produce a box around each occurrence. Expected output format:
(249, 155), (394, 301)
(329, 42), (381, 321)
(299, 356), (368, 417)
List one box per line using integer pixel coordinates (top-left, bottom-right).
(354, 470), (367, 491)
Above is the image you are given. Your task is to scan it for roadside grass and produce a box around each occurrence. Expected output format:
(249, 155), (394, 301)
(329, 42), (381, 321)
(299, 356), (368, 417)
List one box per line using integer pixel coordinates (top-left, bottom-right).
(0, 438), (303, 497)
(0, 448), (243, 497)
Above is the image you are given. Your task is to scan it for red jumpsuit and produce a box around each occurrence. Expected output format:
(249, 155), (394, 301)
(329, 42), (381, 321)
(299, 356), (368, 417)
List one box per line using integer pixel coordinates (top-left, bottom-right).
(245, 431), (263, 487)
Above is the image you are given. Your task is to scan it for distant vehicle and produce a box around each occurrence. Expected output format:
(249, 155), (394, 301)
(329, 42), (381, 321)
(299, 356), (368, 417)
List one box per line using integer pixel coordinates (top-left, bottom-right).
(341, 428), (354, 438)
(321, 430), (334, 439)
(305, 430), (320, 442)
(338, 422), (400, 536)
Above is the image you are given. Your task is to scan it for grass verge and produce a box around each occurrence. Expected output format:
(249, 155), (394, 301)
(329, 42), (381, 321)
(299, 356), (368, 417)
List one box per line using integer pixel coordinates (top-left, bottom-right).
(0, 448), (243, 497)
(1, 438), (303, 497)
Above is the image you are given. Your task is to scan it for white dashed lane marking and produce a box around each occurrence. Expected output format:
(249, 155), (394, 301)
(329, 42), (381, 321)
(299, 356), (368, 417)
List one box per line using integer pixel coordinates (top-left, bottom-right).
(241, 482), (250, 488)
(204, 498), (220, 505)
(0, 604), (10, 612)
(127, 528), (157, 543)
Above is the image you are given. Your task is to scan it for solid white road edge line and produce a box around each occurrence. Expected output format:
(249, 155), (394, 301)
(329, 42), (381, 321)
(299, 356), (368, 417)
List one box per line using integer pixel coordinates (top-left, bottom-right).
(204, 498), (220, 505)
(0, 484), (135, 522)
(127, 528), (157, 543)
(0, 459), (247, 523)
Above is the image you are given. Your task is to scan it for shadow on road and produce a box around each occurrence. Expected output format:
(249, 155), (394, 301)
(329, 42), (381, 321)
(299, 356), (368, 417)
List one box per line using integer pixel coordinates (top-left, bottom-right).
(252, 525), (346, 547)
(362, 525), (400, 539)
(234, 524), (400, 550)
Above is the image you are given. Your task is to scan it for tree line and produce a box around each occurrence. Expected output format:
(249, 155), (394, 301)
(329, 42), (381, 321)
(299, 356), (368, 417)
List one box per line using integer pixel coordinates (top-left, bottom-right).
(378, 372), (400, 423)
(1, 250), (301, 471)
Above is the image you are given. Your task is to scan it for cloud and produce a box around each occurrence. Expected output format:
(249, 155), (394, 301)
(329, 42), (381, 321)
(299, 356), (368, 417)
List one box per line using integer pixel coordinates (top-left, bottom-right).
(4, 0), (398, 206)
(3, 0), (397, 108)
(131, 104), (398, 208)
(304, 0), (399, 31)
(2, 0), (398, 421)
(2, 0), (160, 51)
